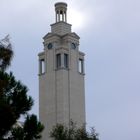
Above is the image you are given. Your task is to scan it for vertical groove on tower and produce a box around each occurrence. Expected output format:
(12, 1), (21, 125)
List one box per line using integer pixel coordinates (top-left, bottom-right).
(68, 64), (70, 127)
(54, 50), (57, 124)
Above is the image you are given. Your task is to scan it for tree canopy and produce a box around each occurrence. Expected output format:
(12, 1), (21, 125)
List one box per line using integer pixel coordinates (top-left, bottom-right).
(50, 121), (99, 140)
(0, 36), (44, 140)
(0, 35), (13, 71)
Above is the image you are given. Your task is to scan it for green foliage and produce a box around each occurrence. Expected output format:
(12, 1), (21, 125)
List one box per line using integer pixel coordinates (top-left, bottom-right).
(50, 124), (68, 140)
(24, 114), (44, 140)
(50, 121), (99, 140)
(0, 36), (13, 71)
(0, 36), (44, 139)
(0, 98), (16, 138)
(11, 115), (44, 140)
(0, 71), (33, 138)
(11, 127), (24, 140)
(0, 71), (33, 116)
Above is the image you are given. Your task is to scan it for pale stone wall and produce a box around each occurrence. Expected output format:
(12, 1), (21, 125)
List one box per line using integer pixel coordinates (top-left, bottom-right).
(51, 22), (71, 36)
(39, 43), (85, 140)
(39, 2), (85, 140)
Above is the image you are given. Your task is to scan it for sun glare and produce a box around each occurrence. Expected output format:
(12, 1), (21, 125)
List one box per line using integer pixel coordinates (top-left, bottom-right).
(68, 9), (85, 30)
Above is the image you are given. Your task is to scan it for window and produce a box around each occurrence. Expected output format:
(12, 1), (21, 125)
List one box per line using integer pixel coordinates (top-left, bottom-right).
(56, 54), (61, 68)
(40, 59), (45, 74)
(79, 59), (84, 73)
(60, 10), (63, 21)
(64, 54), (68, 68)
(71, 43), (76, 49)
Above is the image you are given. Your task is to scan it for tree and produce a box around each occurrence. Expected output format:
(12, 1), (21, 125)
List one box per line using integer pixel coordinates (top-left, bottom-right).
(11, 115), (44, 140)
(0, 35), (13, 71)
(0, 36), (44, 139)
(50, 121), (99, 140)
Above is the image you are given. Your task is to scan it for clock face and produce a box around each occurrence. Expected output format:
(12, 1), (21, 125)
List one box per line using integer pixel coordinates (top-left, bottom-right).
(47, 43), (53, 49)
(71, 43), (76, 49)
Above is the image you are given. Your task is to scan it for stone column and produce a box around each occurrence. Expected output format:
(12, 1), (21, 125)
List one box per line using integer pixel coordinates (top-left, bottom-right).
(56, 11), (57, 22)
(61, 53), (64, 68)
(58, 10), (60, 22)
(39, 60), (42, 74)
(65, 11), (67, 22)
(62, 11), (64, 21)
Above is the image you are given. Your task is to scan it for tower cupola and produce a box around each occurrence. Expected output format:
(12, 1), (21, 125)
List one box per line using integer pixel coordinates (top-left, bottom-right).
(55, 2), (67, 22)
(50, 2), (71, 36)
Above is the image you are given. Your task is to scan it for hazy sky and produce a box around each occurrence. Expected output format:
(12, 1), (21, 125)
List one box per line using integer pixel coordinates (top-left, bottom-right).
(0, 0), (140, 140)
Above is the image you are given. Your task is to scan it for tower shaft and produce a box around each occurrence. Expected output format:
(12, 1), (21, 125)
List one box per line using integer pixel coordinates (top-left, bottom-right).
(39, 2), (85, 140)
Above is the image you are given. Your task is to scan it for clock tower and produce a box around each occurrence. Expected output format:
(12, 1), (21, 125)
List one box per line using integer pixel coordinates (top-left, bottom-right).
(38, 2), (85, 140)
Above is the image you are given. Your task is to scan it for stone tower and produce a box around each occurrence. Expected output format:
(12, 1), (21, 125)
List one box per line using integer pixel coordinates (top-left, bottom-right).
(38, 2), (85, 140)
